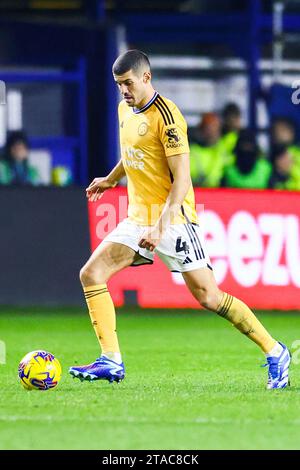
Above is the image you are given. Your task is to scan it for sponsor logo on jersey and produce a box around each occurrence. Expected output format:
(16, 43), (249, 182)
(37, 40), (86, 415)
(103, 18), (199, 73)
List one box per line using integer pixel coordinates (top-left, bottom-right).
(121, 145), (145, 170)
(165, 127), (184, 149)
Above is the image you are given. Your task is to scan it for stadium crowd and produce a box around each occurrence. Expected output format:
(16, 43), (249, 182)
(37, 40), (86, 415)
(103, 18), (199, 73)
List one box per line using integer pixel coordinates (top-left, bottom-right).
(190, 104), (300, 191)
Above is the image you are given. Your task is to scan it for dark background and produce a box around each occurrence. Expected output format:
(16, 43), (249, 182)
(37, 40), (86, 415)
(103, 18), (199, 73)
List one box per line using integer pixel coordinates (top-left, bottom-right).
(0, 187), (90, 306)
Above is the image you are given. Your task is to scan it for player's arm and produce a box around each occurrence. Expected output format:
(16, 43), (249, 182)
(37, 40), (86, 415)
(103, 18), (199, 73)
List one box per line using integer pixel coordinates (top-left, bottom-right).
(86, 159), (126, 202)
(138, 152), (191, 251)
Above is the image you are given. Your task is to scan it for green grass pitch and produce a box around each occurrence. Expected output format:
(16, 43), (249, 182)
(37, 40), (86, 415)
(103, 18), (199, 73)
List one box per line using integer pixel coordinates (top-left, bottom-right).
(0, 307), (300, 450)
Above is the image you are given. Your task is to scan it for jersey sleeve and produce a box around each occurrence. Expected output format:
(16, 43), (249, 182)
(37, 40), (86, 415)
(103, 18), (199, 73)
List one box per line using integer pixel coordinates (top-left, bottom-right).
(157, 102), (190, 157)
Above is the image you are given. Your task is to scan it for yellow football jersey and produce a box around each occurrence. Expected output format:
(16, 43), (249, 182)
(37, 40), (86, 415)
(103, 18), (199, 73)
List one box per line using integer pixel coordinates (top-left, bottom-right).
(118, 92), (198, 225)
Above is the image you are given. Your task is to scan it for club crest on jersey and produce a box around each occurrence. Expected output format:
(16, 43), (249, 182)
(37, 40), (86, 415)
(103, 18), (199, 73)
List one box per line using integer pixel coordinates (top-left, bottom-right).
(138, 122), (148, 136)
(165, 127), (183, 149)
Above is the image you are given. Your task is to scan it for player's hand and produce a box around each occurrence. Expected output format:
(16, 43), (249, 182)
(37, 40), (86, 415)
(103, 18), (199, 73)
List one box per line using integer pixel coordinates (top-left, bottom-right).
(138, 226), (162, 252)
(86, 177), (115, 202)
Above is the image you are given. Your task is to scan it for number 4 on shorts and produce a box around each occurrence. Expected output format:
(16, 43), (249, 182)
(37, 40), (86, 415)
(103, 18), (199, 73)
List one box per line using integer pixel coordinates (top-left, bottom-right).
(175, 237), (190, 254)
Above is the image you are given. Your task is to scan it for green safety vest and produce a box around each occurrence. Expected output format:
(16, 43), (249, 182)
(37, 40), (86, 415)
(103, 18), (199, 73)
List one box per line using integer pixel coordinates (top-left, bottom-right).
(223, 158), (272, 189)
(220, 131), (239, 154)
(289, 145), (300, 165)
(190, 140), (234, 187)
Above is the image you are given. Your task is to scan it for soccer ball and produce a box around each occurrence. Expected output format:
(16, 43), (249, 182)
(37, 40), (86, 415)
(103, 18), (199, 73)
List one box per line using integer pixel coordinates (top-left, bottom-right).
(18, 350), (62, 391)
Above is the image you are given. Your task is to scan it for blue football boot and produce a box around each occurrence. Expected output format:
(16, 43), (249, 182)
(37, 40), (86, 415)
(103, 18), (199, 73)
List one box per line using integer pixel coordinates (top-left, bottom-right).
(263, 342), (291, 389)
(69, 356), (125, 383)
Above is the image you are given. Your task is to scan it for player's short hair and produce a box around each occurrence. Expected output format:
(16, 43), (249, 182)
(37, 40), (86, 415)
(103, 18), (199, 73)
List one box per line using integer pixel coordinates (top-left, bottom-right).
(112, 50), (150, 76)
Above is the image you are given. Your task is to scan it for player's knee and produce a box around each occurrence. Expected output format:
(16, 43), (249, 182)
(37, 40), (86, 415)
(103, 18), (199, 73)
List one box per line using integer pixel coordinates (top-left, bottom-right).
(79, 264), (101, 286)
(194, 287), (219, 311)
(79, 265), (90, 285)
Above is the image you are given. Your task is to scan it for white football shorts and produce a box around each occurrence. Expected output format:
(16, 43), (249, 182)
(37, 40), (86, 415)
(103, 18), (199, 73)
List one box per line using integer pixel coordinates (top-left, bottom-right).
(102, 218), (212, 273)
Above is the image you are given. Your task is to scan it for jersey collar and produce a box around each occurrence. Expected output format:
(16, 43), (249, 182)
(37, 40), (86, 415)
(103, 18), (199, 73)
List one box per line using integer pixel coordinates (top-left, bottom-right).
(133, 91), (158, 114)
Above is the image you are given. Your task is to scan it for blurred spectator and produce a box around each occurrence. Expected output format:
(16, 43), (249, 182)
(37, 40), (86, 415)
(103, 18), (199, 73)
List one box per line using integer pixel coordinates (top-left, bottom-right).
(0, 131), (40, 186)
(268, 144), (300, 191)
(222, 129), (271, 189)
(221, 102), (242, 153)
(190, 112), (233, 187)
(271, 117), (300, 165)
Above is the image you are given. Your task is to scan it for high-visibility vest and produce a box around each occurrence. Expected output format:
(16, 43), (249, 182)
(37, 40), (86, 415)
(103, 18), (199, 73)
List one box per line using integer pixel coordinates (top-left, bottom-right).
(223, 157), (272, 189)
(190, 140), (234, 187)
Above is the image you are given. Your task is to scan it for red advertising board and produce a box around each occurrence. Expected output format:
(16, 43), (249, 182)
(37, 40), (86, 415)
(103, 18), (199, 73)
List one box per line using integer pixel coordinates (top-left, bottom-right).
(88, 187), (300, 310)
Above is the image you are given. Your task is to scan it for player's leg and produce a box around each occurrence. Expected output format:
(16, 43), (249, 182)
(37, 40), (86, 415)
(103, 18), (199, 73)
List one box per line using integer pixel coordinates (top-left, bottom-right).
(80, 241), (137, 357)
(182, 267), (291, 389)
(69, 241), (137, 383)
(155, 222), (290, 389)
(182, 267), (276, 351)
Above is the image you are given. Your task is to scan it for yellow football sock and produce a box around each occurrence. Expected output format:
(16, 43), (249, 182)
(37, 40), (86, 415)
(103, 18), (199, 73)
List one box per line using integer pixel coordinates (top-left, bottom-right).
(217, 293), (276, 353)
(83, 284), (120, 355)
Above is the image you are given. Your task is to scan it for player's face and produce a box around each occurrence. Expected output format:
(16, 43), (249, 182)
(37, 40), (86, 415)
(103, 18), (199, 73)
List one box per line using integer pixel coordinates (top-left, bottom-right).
(114, 69), (150, 108)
